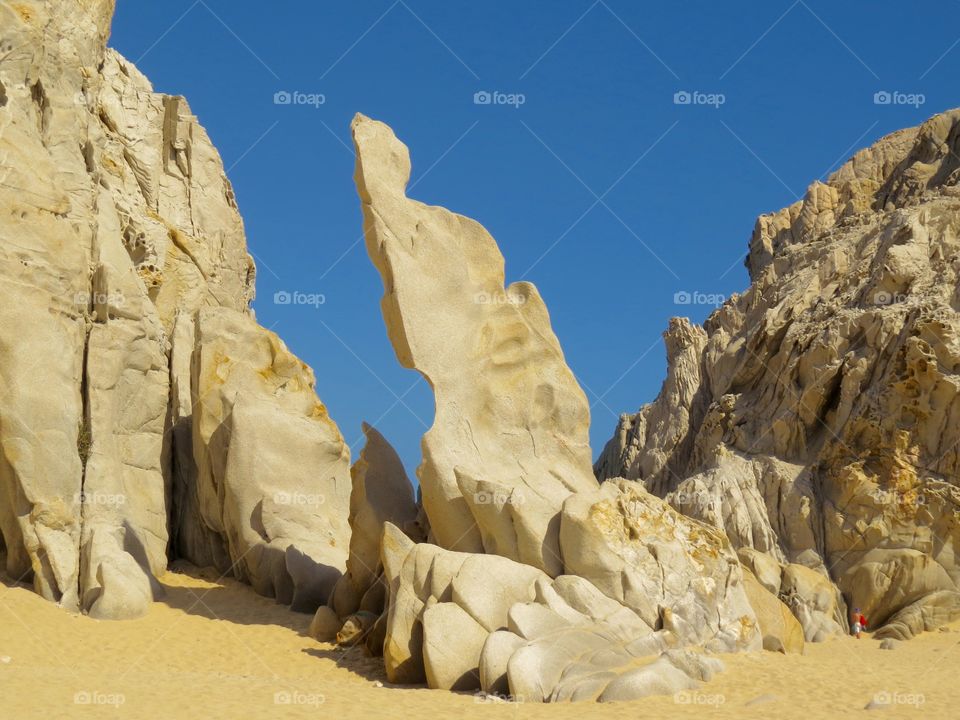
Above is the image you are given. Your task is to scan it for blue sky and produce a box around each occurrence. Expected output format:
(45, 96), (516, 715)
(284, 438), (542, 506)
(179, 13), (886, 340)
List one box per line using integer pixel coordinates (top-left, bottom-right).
(111, 1), (957, 479)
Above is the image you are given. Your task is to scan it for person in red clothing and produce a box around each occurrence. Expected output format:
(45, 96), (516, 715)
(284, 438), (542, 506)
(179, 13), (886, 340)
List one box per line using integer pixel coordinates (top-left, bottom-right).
(851, 608), (868, 639)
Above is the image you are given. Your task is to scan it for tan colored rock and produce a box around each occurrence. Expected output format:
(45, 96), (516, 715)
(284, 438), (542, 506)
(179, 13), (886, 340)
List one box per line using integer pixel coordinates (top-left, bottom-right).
(422, 602), (487, 691)
(873, 591), (960, 640)
(308, 605), (342, 642)
(742, 568), (804, 654)
(560, 479), (761, 652)
(331, 423), (416, 619)
(352, 113), (597, 574)
(379, 529), (733, 702)
(190, 307), (351, 610)
(780, 564), (846, 642)
(479, 630), (525, 696)
(597, 109), (960, 641)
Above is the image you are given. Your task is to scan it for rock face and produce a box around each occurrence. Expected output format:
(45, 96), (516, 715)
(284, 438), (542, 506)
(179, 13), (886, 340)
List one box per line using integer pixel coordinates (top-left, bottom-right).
(352, 113), (597, 575)
(329, 422), (417, 620)
(0, 0), (349, 617)
(354, 115), (761, 701)
(379, 523), (727, 703)
(597, 108), (960, 639)
(560, 479), (759, 652)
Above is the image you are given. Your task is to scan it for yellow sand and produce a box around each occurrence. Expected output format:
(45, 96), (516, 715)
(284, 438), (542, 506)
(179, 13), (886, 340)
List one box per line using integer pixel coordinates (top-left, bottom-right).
(1, 567), (958, 719)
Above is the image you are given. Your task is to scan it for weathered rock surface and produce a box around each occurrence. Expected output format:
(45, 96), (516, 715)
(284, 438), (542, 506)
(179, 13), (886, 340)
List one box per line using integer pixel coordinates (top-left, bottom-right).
(353, 115), (767, 700)
(560, 478), (761, 652)
(0, 0), (350, 617)
(329, 422), (417, 619)
(597, 108), (960, 639)
(379, 524), (728, 703)
(742, 568), (804, 654)
(189, 307), (351, 611)
(352, 113), (597, 574)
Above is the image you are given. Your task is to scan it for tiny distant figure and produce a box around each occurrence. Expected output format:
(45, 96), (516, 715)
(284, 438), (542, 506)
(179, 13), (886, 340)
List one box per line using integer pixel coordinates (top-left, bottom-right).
(851, 608), (868, 639)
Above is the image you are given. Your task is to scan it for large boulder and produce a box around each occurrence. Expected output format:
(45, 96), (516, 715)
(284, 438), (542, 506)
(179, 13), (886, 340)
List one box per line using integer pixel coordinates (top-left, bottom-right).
(189, 307), (351, 611)
(742, 568), (804, 654)
(379, 525), (732, 703)
(329, 422), (417, 619)
(352, 113), (597, 574)
(779, 563), (846, 642)
(559, 479), (761, 652)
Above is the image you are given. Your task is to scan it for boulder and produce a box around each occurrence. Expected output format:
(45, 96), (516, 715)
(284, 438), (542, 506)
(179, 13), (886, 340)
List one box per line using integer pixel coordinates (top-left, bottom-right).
(742, 569), (804, 654)
(331, 423), (416, 618)
(560, 479), (761, 651)
(190, 307), (351, 610)
(779, 564), (846, 641)
(422, 602), (487, 691)
(307, 605), (342, 642)
(873, 591), (960, 640)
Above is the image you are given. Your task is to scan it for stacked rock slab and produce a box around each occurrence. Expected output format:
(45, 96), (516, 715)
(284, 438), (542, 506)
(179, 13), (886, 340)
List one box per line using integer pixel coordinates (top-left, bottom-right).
(189, 307), (352, 611)
(596, 108), (960, 638)
(353, 114), (762, 700)
(0, 0), (350, 617)
(327, 422), (417, 621)
(379, 523), (727, 703)
(352, 113), (597, 576)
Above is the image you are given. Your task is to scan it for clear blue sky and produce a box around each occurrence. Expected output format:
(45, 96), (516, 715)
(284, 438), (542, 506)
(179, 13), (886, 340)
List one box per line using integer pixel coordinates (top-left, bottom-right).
(111, 1), (957, 480)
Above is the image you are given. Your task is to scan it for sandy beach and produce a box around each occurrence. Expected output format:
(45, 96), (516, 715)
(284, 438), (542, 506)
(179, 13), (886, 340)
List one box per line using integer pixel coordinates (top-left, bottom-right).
(0, 565), (956, 719)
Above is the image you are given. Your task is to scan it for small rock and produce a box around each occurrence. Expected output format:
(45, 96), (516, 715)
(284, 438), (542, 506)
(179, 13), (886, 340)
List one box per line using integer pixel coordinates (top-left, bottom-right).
(0, 656), (11, 664)
(879, 639), (900, 650)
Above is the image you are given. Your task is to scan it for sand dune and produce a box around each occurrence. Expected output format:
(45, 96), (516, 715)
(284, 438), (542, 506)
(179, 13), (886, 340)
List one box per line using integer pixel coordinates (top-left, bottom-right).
(1, 566), (957, 719)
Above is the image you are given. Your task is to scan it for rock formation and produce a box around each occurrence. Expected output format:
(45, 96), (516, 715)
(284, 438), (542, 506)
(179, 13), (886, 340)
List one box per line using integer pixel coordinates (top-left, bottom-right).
(353, 112), (597, 575)
(353, 113), (762, 701)
(327, 422), (417, 620)
(597, 108), (960, 640)
(378, 522), (728, 703)
(0, 0), (349, 618)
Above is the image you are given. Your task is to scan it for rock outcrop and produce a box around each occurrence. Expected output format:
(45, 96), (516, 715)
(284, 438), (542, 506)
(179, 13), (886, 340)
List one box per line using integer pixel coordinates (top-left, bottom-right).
(353, 113), (597, 575)
(353, 114), (761, 701)
(597, 108), (960, 639)
(379, 523), (727, 703)
(0, 0), (349, 617)
(328, 422), (417, 620)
